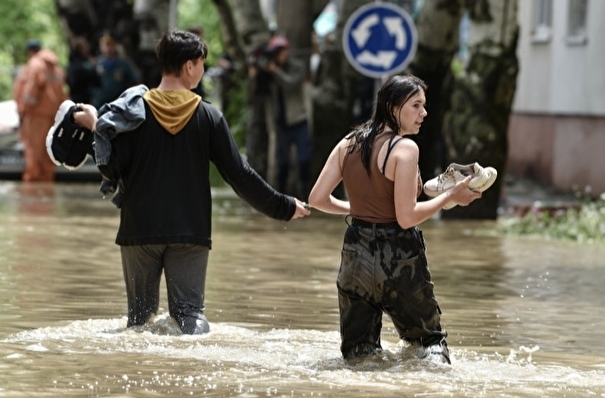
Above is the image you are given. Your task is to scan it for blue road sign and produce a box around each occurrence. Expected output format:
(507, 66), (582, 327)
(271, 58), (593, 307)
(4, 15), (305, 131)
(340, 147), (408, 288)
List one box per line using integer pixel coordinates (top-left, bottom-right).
(342, 2), (418, 78)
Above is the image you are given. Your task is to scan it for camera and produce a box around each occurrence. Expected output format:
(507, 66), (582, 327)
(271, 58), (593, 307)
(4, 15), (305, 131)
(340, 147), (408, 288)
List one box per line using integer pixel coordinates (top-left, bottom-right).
(247, 44), (278, 71)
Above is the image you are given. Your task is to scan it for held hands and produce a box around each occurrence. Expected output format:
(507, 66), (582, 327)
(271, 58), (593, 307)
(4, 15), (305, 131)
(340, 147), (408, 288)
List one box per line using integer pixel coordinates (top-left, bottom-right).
(291, 198), (311, 219)
(447, 175), (482, 207)
(72, 103), (98, 131)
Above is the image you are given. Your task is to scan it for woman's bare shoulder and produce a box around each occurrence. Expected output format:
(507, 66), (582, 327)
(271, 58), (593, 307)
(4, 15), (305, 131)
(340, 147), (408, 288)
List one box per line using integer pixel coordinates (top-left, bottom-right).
(391, 136), (419, 156)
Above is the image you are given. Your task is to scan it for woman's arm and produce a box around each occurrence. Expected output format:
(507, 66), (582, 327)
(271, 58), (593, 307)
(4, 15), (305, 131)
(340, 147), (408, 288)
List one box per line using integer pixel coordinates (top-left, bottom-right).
(389, 139), (480, 228)
(308, 138), (350, 215)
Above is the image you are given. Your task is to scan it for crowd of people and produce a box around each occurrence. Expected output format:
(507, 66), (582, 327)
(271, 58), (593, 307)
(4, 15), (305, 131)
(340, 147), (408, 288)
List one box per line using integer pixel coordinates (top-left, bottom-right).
(13, 33), (140, 182)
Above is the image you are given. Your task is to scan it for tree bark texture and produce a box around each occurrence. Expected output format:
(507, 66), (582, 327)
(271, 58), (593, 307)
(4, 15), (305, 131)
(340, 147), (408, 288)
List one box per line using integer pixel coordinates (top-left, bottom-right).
(441, 0), (518, 220)
(209, 0), (247, 70)
(408, 0), (464, 185)
(276, 1), (314, 70)
(310, 0), (373, 195)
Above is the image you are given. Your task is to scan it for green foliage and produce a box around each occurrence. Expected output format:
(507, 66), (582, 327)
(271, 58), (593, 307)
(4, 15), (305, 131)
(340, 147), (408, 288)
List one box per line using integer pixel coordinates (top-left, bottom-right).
(178, 0), (248, 170)
(0, 0), (67, 100)
(177, 0), (223, 67)
(177, 0), (247, 185)
(499, 194), (605, 243)
(222, 76), (247, 147)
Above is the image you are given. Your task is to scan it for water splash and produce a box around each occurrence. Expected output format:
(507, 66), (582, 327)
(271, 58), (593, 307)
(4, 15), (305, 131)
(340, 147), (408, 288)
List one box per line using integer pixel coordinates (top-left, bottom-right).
(2, 317), (605, 397)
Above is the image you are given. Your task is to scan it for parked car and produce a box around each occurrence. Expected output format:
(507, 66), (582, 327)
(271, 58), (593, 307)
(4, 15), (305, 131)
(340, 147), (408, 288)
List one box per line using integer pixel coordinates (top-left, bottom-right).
(0, 99), (100, 181)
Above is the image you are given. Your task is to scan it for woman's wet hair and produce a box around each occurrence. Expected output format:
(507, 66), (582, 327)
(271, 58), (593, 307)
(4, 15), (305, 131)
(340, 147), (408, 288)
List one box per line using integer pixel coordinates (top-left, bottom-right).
(348, 74), (427, 173)
(156, 29), (208, 76)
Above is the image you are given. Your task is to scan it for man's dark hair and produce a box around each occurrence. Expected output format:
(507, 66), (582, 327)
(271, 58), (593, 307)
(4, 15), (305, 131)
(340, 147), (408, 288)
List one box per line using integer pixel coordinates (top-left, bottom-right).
(157, 30), (208, 76)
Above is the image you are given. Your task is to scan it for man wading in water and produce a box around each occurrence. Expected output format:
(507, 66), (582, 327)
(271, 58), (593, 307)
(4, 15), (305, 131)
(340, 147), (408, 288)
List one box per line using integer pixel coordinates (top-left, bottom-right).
(53, 30), (310, 333)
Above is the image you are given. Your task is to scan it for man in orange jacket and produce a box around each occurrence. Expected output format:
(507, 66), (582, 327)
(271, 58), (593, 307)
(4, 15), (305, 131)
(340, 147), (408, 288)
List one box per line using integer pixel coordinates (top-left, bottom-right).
(14, 40), (66, 182)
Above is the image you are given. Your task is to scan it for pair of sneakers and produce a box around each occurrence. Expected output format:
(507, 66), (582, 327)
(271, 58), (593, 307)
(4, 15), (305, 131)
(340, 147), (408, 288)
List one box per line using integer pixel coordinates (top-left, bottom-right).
(423, 162), (497, 209)
(45, 99), (93, 170)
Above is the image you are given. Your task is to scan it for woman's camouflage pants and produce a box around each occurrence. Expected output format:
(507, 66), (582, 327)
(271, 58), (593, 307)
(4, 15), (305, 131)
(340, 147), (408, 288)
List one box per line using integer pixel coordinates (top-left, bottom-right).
(337, 219), (448, 359)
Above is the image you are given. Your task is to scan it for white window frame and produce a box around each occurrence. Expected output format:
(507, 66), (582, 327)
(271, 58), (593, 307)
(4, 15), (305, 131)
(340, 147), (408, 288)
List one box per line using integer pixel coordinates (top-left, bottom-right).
(531, 0), (553, 43)
(566, 0), (588, 45)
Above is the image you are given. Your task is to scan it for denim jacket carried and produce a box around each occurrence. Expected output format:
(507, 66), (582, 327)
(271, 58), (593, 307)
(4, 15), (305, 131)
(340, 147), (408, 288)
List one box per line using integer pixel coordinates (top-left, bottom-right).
(93, 84), (148, 206)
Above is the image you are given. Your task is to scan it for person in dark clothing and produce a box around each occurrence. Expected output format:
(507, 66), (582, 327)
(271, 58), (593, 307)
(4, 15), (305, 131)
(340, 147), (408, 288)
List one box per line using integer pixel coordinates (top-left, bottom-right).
(216, 51), (237, 112)
(66, 37), (99, 104)
(265, 36), (312, 199)
(308, 75), (481, 363)
(245, 39), (275, 180)
(71, 30), (310, 334)
(92, 33), (139, 108)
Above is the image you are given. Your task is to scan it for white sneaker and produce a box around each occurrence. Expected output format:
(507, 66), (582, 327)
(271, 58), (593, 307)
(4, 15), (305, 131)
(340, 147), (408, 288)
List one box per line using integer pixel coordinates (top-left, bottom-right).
(417, 343), (451, 365)
(423, 162), (497, 209)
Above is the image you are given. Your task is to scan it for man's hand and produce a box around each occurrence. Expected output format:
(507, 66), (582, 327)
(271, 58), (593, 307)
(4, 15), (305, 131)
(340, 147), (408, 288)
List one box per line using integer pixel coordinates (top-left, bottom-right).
(291, 198), (311, 219)
(73, 103), (98, 131)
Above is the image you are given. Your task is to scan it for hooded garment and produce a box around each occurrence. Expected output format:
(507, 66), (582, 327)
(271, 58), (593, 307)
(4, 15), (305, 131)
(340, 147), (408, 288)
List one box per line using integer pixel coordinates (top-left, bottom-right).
(143, 89), (201, 134)
(17, 49), (66, 118)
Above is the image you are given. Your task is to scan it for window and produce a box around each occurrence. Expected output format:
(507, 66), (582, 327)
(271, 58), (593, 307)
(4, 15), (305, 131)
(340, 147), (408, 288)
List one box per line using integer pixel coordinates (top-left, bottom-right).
(532, 0), (553, 43)
(567, 0), (588, 45)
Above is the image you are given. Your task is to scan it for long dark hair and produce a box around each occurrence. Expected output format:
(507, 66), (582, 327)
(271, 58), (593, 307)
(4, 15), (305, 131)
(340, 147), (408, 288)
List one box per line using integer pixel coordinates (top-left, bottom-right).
(347, 74), (427, 173)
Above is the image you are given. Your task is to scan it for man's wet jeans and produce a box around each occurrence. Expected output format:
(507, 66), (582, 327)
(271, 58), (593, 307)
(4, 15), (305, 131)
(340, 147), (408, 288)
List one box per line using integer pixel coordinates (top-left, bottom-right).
(120, 243), (210, 334)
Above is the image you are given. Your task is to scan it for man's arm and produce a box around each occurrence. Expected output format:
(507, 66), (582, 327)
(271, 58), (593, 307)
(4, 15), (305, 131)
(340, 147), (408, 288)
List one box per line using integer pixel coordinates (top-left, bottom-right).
(205, 105), (308, 220)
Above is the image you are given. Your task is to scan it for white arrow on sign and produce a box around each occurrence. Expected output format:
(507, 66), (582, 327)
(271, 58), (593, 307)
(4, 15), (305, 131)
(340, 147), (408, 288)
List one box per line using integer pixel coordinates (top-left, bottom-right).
(356, 50), (398, 69)
(351, 13), (379, 47)
(383, 16), (406, 50)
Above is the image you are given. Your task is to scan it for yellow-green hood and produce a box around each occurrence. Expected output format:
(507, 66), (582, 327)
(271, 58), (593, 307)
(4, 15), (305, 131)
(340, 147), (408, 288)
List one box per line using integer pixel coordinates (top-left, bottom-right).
(143, 89), (201, 135)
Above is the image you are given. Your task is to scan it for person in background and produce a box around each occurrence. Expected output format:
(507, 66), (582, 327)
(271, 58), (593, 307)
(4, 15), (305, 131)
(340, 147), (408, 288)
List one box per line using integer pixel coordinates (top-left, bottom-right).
(308, 75), (481, 363)
(245, 33), (277, 180)
(13, 39), (66, 182)
(265, 35), (312, 199)
(215, 51), (237, 113)
(69, 30), (310, 335)
(92, 33), (139, 108)
(66, 37), (99, 104)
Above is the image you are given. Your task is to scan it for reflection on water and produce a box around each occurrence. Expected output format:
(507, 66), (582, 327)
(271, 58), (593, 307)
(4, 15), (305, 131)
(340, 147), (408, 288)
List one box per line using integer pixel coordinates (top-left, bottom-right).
(1, 181), (604, 397)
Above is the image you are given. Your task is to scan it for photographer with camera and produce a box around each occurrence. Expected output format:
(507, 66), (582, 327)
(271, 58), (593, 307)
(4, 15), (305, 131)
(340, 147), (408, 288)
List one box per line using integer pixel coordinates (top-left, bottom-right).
(261, 35), (312, 199)
(245, 38), (276, 180)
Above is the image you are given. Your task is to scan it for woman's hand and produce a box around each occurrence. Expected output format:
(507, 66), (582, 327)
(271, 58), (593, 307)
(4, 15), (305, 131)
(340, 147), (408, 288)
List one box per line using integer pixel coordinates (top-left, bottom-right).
(447, 175), (482, 206)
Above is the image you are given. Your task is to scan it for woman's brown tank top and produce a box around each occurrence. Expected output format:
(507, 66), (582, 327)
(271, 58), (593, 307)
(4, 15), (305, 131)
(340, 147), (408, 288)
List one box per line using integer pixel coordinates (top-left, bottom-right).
(342, 133), (421, 223)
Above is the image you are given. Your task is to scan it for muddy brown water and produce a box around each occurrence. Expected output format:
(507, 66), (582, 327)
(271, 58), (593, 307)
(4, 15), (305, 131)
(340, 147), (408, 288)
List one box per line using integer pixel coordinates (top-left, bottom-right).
(1, 182), (604, 397)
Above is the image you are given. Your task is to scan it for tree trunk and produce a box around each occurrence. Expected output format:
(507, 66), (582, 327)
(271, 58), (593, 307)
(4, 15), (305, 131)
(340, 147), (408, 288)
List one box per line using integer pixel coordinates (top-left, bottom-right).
(441, 0), (518, 220)
(229, 0), (271, 53)
(274, 2), (315, 193)
(311, 0), (373, 197)
(209, 0), (246, 69)
(276, 1), (314, 69)
(408, 0), (465, 185)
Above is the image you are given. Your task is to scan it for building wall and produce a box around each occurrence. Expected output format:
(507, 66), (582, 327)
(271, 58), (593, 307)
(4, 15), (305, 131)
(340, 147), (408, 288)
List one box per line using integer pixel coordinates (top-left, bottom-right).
(508, 113), (605, 195)
(508, 0), (605, 195)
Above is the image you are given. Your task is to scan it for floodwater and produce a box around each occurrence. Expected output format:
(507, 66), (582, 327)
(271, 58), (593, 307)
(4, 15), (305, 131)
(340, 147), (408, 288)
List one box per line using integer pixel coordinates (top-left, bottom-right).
(1, 181), (604, 397)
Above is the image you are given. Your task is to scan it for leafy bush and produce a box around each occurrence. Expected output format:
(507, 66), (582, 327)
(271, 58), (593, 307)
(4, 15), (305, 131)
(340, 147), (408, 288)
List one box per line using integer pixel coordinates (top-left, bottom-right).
(499, 193), (605, 242)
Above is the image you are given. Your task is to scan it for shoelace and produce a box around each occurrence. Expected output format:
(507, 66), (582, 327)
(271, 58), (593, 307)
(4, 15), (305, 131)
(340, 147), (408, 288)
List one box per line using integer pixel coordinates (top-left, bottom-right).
(437, 166), (458, 183)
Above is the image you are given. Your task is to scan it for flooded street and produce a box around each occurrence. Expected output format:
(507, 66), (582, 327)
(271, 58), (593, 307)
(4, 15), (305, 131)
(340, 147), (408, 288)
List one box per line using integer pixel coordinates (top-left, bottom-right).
(1, 181), (604, 397)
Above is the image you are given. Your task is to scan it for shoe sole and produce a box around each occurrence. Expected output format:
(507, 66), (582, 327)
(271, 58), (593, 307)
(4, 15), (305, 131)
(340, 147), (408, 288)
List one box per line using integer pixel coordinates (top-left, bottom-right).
(46, 100), (76, 166)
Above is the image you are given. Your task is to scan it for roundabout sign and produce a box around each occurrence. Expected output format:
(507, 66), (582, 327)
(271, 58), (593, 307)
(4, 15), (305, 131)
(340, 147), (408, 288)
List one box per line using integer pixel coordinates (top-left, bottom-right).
(342, 2), (418, 78)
